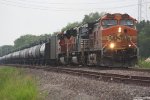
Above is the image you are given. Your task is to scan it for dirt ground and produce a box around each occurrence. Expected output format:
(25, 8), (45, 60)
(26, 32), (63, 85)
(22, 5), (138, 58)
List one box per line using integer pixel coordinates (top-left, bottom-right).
(23, 68), (150, 100)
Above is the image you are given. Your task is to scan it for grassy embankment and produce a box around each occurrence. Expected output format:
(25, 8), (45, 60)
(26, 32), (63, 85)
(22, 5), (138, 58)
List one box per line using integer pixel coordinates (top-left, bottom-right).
(0, 66), (42, 100)
(138, 59), (150, 68)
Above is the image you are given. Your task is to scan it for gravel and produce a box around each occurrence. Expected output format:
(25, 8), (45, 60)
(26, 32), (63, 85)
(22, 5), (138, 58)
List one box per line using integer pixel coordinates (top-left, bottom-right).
(23, 68), (150, 100)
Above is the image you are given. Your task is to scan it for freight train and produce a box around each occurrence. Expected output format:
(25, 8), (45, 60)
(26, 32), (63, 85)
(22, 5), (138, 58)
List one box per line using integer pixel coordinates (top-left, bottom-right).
(0, 13), (138, 67)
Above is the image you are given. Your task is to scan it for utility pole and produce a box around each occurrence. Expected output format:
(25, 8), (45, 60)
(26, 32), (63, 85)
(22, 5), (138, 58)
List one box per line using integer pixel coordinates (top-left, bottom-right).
(138, 0), (148, 21)
(138, 0), (142, 21)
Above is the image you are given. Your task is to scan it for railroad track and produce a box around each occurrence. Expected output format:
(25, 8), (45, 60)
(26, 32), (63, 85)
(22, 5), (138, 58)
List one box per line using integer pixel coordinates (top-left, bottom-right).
(2, 64), (150, 86)
(44, 67), (150, 86)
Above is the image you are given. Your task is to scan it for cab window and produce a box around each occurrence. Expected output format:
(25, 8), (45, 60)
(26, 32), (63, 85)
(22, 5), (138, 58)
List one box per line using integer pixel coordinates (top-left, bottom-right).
(120, 19), (134, 28)
(102, 20), (117, 28)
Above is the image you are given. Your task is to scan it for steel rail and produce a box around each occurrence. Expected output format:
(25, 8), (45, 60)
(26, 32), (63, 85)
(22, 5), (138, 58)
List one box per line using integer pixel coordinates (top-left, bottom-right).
(45, 67), (150, 86)
(2, 64), (150, 86)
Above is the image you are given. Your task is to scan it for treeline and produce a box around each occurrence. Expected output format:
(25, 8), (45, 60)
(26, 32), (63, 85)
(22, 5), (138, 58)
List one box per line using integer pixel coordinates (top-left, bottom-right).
(61, 12), (105, 31)
(0, 12), (150, 58)
(137, 20), (150, 57)
(0, 34), (51, 56)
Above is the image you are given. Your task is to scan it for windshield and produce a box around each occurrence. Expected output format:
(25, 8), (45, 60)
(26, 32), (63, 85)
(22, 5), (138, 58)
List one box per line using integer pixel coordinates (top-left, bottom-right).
(120, 19), (134, 26)
(102, 20), (117, 28)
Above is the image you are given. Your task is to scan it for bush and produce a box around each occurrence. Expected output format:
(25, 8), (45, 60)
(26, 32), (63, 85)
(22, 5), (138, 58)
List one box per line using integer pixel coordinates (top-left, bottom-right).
(138, 59), (150, 68)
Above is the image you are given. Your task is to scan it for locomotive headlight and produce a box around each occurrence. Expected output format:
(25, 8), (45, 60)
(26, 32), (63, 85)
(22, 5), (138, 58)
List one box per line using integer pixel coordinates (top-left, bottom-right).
(118, 27), (122, 33)
(110, 43), (115, 49)
(129, 44), (131, 47)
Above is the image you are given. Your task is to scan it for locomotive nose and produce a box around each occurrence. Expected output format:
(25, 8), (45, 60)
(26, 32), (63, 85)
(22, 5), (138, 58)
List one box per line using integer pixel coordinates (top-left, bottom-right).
(118, 27), (122, 33)
(118, 27), (128, 34)
(124, 28), (127, 33)
(102, 26), (132, 49)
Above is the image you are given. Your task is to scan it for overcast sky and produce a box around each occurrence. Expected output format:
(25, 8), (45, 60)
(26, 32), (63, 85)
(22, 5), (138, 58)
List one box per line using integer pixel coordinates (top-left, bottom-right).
(0, 0), (149, 46)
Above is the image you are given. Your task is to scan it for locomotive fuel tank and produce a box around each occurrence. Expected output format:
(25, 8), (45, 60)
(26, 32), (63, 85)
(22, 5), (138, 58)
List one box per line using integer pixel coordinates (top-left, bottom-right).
(72, 56), (79, 64)
(60, 57), (66, 64)
(88, 53), (97, 65)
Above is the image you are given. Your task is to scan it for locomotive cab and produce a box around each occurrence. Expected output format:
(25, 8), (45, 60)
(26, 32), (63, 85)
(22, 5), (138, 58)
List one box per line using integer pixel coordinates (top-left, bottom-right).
(100, 13), (138, 67)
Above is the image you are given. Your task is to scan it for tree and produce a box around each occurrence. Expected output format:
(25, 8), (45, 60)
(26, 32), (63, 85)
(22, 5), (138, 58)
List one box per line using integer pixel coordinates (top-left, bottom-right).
(137, 20), (150, 58)
(61, 12), (105, 31)
(13, 34), (52, 50)
(0, 45), (14, 56)
(14, 34), (40, 49)
(82, 12), (105, 24)
(61, 22), (81, 32)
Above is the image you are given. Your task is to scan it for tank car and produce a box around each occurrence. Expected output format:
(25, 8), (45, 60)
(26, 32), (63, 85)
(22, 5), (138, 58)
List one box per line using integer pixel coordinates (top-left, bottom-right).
(0, 35), (59, 65)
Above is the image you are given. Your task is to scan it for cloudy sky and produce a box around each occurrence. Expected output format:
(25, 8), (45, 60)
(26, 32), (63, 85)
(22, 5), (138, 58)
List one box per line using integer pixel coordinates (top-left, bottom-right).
(0, 0), (149, 46)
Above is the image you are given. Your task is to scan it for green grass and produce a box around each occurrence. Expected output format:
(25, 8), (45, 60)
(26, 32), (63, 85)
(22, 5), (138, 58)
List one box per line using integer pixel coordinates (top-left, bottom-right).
(138, 59), (150, 68)
(0, 66), (42, 100)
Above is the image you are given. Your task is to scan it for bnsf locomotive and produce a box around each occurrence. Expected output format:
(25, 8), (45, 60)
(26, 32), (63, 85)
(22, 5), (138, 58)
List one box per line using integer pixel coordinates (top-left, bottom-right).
(0, 13), (138, 67)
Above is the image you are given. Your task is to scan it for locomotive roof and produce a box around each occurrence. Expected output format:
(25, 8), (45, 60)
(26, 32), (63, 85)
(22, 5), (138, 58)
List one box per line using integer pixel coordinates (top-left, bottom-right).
(100, 13), (136, 21)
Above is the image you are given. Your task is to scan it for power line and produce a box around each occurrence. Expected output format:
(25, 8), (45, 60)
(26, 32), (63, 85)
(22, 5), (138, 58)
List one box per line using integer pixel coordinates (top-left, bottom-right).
(0, 0), (150, 12)
(17, 0), (135, 5)
(138, 0), (149, 21)
(0, 0), (137, 8)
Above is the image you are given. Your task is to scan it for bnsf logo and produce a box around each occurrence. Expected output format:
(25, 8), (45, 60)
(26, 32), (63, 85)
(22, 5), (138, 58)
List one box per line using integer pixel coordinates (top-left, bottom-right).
(108, 34), (131, 42)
